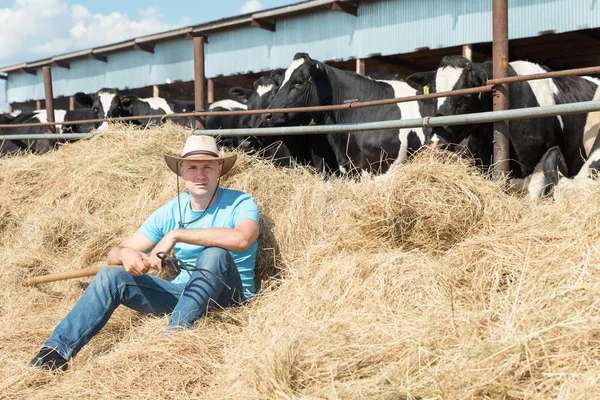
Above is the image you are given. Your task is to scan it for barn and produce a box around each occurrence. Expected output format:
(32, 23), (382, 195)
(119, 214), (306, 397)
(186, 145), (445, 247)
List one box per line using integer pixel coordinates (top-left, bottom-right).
(1, 0), (599, 112)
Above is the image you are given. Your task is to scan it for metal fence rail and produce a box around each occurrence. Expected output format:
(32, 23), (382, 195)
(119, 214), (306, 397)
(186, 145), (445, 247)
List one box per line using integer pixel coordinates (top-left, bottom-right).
(3, 100), (599, 141)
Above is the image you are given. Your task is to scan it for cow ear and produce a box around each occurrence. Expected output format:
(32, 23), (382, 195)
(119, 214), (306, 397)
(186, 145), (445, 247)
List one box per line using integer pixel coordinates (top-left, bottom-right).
(120, 96), (134, 107)
(406, 71), (436, 93)
(229, 87), (253, 104)
(468, 69), (488, 88)
(309, 60), (325, 81)
(271, 68), (286, 88)
(74, 92), (94, 108)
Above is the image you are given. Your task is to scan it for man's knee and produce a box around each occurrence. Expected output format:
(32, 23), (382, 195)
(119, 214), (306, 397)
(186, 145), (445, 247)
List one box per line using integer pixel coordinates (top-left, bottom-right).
(93, 266), (131, 289)
(195, 247), (232, 271)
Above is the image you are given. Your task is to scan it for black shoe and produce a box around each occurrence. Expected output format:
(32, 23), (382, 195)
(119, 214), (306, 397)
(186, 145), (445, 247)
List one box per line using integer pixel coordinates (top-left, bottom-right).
(30, 347), (69, 371)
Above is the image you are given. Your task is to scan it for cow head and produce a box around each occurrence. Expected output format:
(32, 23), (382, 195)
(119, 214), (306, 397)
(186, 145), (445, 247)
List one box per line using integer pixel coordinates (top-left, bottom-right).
(223, 69), (287, 151)
(74, 88), (119, 131)
(262, 53), (329, 127)
(0, 113), (15, 125)
(407, 56), (489, 148)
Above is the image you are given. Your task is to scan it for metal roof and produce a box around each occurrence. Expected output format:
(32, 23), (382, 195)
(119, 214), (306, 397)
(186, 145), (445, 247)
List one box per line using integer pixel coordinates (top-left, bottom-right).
(0, 0), (357, 73)
(3, 0), (600, 104)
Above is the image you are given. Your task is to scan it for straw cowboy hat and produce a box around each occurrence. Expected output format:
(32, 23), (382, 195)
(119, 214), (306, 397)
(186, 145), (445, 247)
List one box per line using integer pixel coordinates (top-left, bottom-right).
(164, 135), (237, 177)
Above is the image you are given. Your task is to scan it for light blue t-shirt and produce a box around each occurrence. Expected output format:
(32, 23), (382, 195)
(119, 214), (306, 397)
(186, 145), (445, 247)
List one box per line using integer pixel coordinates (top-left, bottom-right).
(139, 187), (259, 298)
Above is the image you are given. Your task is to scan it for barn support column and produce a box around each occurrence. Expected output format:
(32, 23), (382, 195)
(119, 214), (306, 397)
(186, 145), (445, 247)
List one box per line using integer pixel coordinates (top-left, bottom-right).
(492, 0), (509, 179)
(356, 58), (365, 76)
(35, 100), (41, 110)
(69, 96), (75, 111)
(42, 66), (56, 133)
(462, 44), (473, 61)
(153, 85), (160, 98)
(207, 78), (215, 104)
(193, 36), (206, 130)
(8, 104), (12, 113)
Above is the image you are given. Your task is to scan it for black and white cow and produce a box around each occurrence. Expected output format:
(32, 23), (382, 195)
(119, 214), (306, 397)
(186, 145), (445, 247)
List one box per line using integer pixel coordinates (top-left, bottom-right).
(1, 110), (68, 155)
(262, 53), (436, 175)
(74, 89), (195, 130)
(527, 129), (600, 200)
(205, 71), (297, 167)
(227, 70), (299, 167)
(62, 108), (99, 134)
(0, 113), (23, 156)
(406, 55), (599, 180)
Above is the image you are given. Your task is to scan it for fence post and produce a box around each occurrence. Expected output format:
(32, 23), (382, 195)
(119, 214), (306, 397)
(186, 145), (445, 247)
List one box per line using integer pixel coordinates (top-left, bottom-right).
(492, 0), (509, 179)
(356, 58), (365, 76)
(207, 78), (215, 104)
(193, 36), (206, 130)
(462, 44), (473, 61)
(42, 66), (56, 133)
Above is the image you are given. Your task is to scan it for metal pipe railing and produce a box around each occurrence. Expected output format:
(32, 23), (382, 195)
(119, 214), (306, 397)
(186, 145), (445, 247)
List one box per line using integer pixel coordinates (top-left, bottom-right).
(0, 85), (495, 130)
(3, 100), (599, 141)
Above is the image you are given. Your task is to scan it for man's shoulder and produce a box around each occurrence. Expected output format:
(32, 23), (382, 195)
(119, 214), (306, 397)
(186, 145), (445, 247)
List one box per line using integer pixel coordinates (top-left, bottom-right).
(221, 187), (255, 202)
(153, 194), (187, 215)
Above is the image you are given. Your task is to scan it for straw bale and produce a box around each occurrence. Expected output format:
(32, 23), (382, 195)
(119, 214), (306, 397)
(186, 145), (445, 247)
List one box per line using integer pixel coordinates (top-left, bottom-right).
(1, 124), (599, 399)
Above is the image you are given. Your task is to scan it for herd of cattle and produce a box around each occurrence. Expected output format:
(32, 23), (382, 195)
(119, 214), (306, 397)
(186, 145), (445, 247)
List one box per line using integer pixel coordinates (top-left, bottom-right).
(1, 52), (600, 199)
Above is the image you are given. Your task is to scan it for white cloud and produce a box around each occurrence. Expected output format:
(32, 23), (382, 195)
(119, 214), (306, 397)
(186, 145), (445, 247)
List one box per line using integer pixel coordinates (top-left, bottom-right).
(240, 0), (262, 14)
(0, 0), (185, 65)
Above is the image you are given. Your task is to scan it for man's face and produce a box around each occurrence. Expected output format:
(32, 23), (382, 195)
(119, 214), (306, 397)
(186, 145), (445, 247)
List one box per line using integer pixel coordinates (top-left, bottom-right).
(179, 159), (223, 199)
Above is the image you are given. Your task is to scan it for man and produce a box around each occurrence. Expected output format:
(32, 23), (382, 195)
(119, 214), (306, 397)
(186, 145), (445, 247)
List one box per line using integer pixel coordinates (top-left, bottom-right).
(30, 135), (260, 371)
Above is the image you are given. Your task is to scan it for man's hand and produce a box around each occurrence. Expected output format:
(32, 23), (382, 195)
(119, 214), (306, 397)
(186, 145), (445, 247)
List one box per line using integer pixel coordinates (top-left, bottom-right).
(148, 230), (179, 272)
(119, 248), (150, 277)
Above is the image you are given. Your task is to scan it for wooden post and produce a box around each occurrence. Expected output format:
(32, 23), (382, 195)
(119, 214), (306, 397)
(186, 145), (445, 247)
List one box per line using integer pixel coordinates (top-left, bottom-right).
(35, 100), (42, 110)
(153, 85), (160, 98)
(356, 58), (365, 76)
(42, 66), (56, 133)
(8, 104), (13, 113)
(207, 78), (215, 104)
(69, 96), (75, 111)
(193, 36), (206, 130)
(462, 44), (473, 61)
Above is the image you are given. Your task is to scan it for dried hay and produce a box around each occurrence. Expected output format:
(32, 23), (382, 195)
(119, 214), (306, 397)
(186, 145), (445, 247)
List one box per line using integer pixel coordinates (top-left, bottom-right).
(0, 124), (599, 399)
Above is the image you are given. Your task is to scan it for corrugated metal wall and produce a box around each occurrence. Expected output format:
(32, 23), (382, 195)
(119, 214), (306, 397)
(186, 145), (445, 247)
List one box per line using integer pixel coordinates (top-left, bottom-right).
(6, 0), (600, 103)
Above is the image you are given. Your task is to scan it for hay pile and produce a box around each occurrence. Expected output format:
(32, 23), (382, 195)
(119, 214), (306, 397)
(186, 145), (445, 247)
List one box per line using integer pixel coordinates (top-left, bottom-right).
(1, 125), (599, 399)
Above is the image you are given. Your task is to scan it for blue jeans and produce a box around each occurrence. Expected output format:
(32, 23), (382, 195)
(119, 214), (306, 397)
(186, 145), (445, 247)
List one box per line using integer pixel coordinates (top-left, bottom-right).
(43, 247), (244, 360)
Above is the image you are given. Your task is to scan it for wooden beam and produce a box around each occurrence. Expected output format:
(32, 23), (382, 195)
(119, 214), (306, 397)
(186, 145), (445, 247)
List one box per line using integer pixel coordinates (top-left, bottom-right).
(51, 60), (70, 69)
(133, 43), (154, 53)
(331, 1), (358, 16)
(186, 32), (209, 42)
(250, 18), (275, 32)
(88, 53), (107, 62)
(575, 29), (600, 42)
(355, 58), (365, 76)
(18, 67), (37, 76)
(207, 78), (215, 104)
(462, 44), (473, 61)
(153, 85), (160, 98)
(371, 55), (422, 71)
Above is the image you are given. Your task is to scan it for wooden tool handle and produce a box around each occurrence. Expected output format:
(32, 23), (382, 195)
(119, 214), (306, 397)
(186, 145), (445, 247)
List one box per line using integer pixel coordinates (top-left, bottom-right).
(23, 260), (151, 286)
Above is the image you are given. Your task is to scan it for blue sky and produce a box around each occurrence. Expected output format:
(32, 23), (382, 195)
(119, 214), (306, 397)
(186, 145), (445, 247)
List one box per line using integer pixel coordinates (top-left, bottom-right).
(0, 0), (299, 110)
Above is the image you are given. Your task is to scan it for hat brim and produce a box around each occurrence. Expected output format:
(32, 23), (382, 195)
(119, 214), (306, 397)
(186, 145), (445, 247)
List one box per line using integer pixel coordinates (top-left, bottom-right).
(164, 153), (237, 177)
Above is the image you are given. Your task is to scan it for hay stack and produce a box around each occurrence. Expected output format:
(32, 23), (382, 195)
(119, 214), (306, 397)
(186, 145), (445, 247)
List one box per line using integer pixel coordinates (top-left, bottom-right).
(1, 124), (599, 399)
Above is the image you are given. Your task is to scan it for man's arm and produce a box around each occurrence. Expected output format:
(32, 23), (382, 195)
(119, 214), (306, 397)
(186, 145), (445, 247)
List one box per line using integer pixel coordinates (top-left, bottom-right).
(107, 231), (157, 276)
(147, 219), (259, 270)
